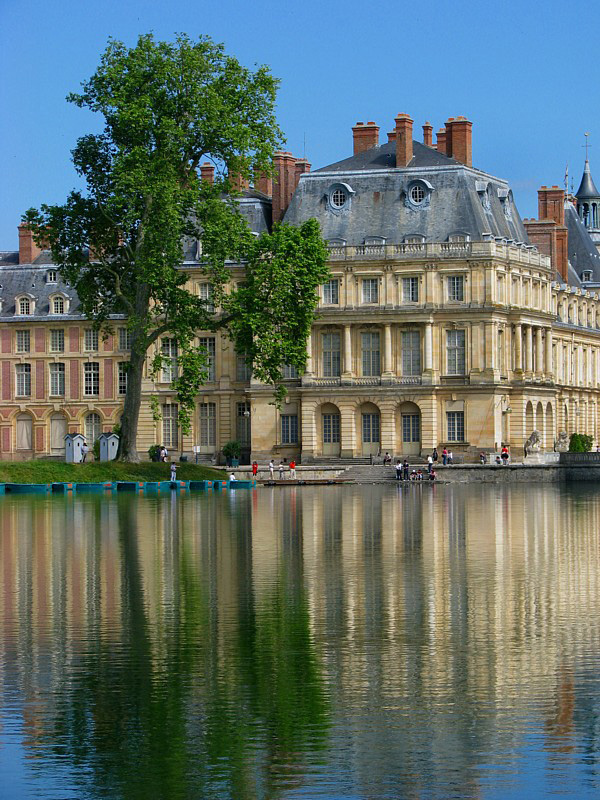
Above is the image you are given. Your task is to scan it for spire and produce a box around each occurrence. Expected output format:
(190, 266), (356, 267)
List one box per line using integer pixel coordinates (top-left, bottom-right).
(575, 158), (600, 199)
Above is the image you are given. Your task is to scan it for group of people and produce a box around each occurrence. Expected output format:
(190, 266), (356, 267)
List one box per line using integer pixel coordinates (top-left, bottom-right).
(393, 459), (437, 482)
(480, 446), (510, 465)
(264, 458), (297, 480)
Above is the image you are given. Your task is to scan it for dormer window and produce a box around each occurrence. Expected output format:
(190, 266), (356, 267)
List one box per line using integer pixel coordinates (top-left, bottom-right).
(405, 235), (425, 243)
(447, 233), (470, 243)
(46, 270), (57, 283)
(53, 297), (64, 314)
(327, 183), (354, 212)
(409, 184), (425, 204)
(476, 181), (492, 212)
(582, 270), (593, 282)
(18, 297), (32, 315)
(405, 180), (433, 210)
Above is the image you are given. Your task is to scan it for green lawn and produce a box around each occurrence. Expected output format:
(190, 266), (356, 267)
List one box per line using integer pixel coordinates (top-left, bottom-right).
(0, 460), (226, 484)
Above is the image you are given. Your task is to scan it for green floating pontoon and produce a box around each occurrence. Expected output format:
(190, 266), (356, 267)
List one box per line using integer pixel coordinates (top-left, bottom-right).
(5, 483), (51, 494)
(212, 480), (227, 490)
(76, 482), (116, 492)
(51, 482), (76, 493)
(189, 480), (212, 490)
(116, 481), (145, 491)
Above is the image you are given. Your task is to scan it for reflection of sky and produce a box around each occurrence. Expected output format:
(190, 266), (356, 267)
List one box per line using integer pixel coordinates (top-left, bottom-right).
(2, 485), (600, 798)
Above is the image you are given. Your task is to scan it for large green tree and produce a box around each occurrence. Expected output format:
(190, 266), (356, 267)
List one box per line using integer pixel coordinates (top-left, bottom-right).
(24, 34), (328, 461)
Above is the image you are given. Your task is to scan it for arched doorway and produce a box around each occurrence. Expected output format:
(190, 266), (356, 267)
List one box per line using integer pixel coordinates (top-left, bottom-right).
(359, 402), (380, 457)
(321, 403), (341, 456)
(16, 414), (33, 452)
(545, 403), (554, 451)
(525, 401), (534, 436)
(85, 412), (102, 445)
(50, 414), (67, 455)
(397, 401), (421, 455)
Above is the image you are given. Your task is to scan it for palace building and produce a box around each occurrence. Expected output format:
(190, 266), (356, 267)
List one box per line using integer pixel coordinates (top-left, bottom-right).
(2, 113), (600, 461)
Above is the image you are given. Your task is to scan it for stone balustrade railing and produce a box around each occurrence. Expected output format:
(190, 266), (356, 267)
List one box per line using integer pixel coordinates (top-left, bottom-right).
(327, 240), (551, 269)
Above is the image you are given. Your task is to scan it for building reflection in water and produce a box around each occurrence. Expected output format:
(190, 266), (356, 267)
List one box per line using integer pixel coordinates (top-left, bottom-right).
(1, 484), (600, 799)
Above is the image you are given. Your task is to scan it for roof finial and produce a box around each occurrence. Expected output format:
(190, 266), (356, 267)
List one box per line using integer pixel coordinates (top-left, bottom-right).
(583, 132), (592, 162)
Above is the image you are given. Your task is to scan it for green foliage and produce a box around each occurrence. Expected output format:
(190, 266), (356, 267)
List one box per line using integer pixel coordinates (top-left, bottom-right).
(0, 460), (224, 484)
(222, 440), (241, 459)
(92, 439), (101, 460)
(569, 433), (593, 452)
(23, 34), (329, 460)
(148, 444), (161, 461)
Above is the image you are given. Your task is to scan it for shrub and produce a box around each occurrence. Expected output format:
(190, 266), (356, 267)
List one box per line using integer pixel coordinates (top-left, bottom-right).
(569, 433), (593, 452)
(222, 440), (241, 460)
(148, 444), (161, 462)
(92, 438), (101, 460)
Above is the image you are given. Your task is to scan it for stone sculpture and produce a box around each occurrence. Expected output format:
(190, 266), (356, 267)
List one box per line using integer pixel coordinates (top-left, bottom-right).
(524, 430), (542, 456)
(554, 430), (569, 452)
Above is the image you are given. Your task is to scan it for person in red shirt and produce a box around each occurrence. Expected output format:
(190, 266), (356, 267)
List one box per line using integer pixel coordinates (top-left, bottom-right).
(289, 459), (297, 479)
(251, 461), (258, 477)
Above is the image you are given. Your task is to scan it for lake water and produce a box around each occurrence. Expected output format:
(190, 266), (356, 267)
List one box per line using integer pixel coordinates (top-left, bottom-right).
(1, 483), (600, 799)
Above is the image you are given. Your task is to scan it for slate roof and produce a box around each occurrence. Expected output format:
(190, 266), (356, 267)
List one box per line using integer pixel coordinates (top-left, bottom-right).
(0, 264), (88, 320)
(565, 202), (600, 285)
(575, 160), (600, 199)
(285, 140), (528, 244)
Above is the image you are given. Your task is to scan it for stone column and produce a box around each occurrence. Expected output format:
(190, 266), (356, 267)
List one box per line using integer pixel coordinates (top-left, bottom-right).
(383, 323), (393, 376)
(525, 325), (533, 375)
(305, 329), (314, 377)
(545, 329), (553, 380)
(535, 327), (544, 378)
(514, 324), (523, 373)
(342, 324), (353, 378)
(424, 322), (433, 372)
(485, 322), (496, 371)
(556, 340), (563, 383)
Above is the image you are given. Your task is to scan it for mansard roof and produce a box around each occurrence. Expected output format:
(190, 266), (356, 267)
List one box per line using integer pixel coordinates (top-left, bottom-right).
(575, 160), (600, 200)
(565, 202), (600, 284)
(0, 264), (87, 320)
(284, 141), (528, 245)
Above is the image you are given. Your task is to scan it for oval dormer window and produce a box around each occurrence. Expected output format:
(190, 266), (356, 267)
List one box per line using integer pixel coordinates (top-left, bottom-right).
(328, 183), (354, 212)
(331, 188), (347, 209)
(409, 184), (425, 205)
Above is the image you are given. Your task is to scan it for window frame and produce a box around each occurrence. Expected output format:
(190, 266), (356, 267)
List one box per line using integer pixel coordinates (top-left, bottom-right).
(15, 330), (30, 353)
(402, 276), (419, 304)
(362, 278), (379, 305)
(361, 331), (381, 377)
(280, 414), (299, 445)
(447, 275), (465, 302)
(15, 363), (31, 397)
(322, 332), (341, 378)
(447, 411), (465, 442)
(83, 362), (100, 396)
(446, 329), (466, 375)
(118, 362), (129, 396)
(322, 278), (340, 305)
(49, 362), (65, 397)
(84, 328), (99, 352)
(50, 329), (65, 353)
(198, 336), (216, 383)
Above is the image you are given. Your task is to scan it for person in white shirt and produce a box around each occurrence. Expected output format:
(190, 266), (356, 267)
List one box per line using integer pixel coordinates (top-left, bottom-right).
(170, 462), (177, 482)
(229, 472), (236, 482)
(427, 454), (433, 474)
(269, 460), (274, 479)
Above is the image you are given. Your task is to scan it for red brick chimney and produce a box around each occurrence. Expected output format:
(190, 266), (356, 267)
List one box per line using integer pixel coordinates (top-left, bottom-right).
(18, 224), (42, 265)
(229, 171), (250, 191)
(395, 113), (413, 167)
(435, 128), (446, 153)
(255, 173), (273, 197)
(422, 121), (433, 147)
(448, 116), (472, 166)
(387, 130), (396, 142)
(294, 158), (311, 184)
(444, 118), (455, 158)
(538, 185), (565, 225)
(200, 162), (215, 185)
(272, 152), (300, 223)
(523, 186), (568, 282)
(352, 121), (379, 154)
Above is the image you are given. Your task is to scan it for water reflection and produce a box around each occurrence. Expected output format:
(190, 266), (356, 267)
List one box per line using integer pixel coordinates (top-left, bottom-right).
(1, 484), (600, 798)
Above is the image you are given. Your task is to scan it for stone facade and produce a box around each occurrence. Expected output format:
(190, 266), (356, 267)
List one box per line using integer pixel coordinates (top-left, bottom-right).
(3, 112), (600, 461)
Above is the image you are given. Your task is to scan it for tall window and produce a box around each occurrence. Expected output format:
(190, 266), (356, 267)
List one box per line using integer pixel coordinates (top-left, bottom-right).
(199, 337), (216, 382)
(199, 402), (216, 447)
(236, 354), (252, 381)
(447, 411), (465, 442)
(52, 297), (64, 314)
(448, 276), (464, 302)
(322, 332), (341, 377)
(84, 329), (99, 351)
(402, 414), (420, 443)
(161, 338), (178, 382)
(162, 403), (178, 448)
(16, 330), (30, 353)
(118, 328), (132, 351)
(402, 277), (419, 303)
(199, 282), (214, 312)
(323, 279), (339, 305)
(18, 297), (31, 315)
(362, 278), (379, 304)
(361, 332), (380, 376)
(49, 363), (65, 396)
(50, 329), (64, 353)
(323, 413), (340, 444)
(118, 362), (129, 395)
(15, 364), (31, 397)
(236, 402), (251, 445)
(85, 412), (102, 444)
(446, 330), (466, 375)
(281, 414), (298, 444)
(46, 270), (57, 283)
(282, 364), (299, 379)
(402, 331), (421, 376)
(84, 362), (100, 395)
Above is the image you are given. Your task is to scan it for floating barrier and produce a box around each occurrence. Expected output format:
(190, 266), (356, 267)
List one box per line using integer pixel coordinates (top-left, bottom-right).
(0, 477), (256, 496)
(212, 480), (228, 490)
(5, 483), (51, 494)
(74, 482), (116, 492)
(228, 480), (256, 488)
(0, 484), (5, 495)
(51, 482), (76, 493)
(189, 480), (211, 490)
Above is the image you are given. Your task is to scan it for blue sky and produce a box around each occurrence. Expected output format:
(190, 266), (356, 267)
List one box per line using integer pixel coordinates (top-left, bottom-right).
(1, 0), (598, 248)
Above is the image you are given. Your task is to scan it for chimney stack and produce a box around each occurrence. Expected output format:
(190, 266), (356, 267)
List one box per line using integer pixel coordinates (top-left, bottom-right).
(200, 162), (215, 185)
(387, 130), (396, 142)
(256, 173), (273, 197)
(294, 158), (311, 184)
(352, 121), (380, 155)
(272, 152), (300, 223)
(538, 185), (565, 226)
(394, 113), (413, 167)
(422, 121), (433, 147)
(435, 127), (446, 154)
(229, 171), (250, 192)
(447, 116), (472, 166)
(18, 224), (42, 265)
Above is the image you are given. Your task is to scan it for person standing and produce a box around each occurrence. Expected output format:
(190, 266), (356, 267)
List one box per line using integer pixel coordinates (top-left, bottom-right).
(427, 454), (433, 474)
(269, 459), (274, 480)
(442, 447), (448, 466)
(402, 459), (410, 481)
(289, 459), (296, 479)
(161, 446), (168, 462)
(448, 450), (453, 465)
(501, 446), (509, 465)
(432, 448), (439, 463)
(170, 462), (177, 482)
(278, 461), (285, 479)
(81, 440), (89, 463)
(395, 460), (402, 481)
(252, 461), (258, 477)
(229, 471), (236, 482)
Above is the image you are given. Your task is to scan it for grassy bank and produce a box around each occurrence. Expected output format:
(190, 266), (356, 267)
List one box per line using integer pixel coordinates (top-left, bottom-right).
(0, 460), (225, 484)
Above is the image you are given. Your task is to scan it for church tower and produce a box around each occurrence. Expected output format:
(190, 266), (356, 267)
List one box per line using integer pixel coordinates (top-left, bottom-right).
(576, 156), (600, 252)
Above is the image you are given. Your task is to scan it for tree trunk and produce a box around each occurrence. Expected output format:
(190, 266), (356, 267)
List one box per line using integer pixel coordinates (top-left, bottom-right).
(118, 345), (146, 462)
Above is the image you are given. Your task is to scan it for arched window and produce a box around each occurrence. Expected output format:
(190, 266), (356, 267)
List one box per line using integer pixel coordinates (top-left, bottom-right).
(85, 412), (102, 444)
(18, 297), (31, 315)
(52, 296), (64, 314)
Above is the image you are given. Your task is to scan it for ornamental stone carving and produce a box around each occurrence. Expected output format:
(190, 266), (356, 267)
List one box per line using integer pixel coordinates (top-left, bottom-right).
(524, 430), (542, 455)
(554, 430), (569, 452)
